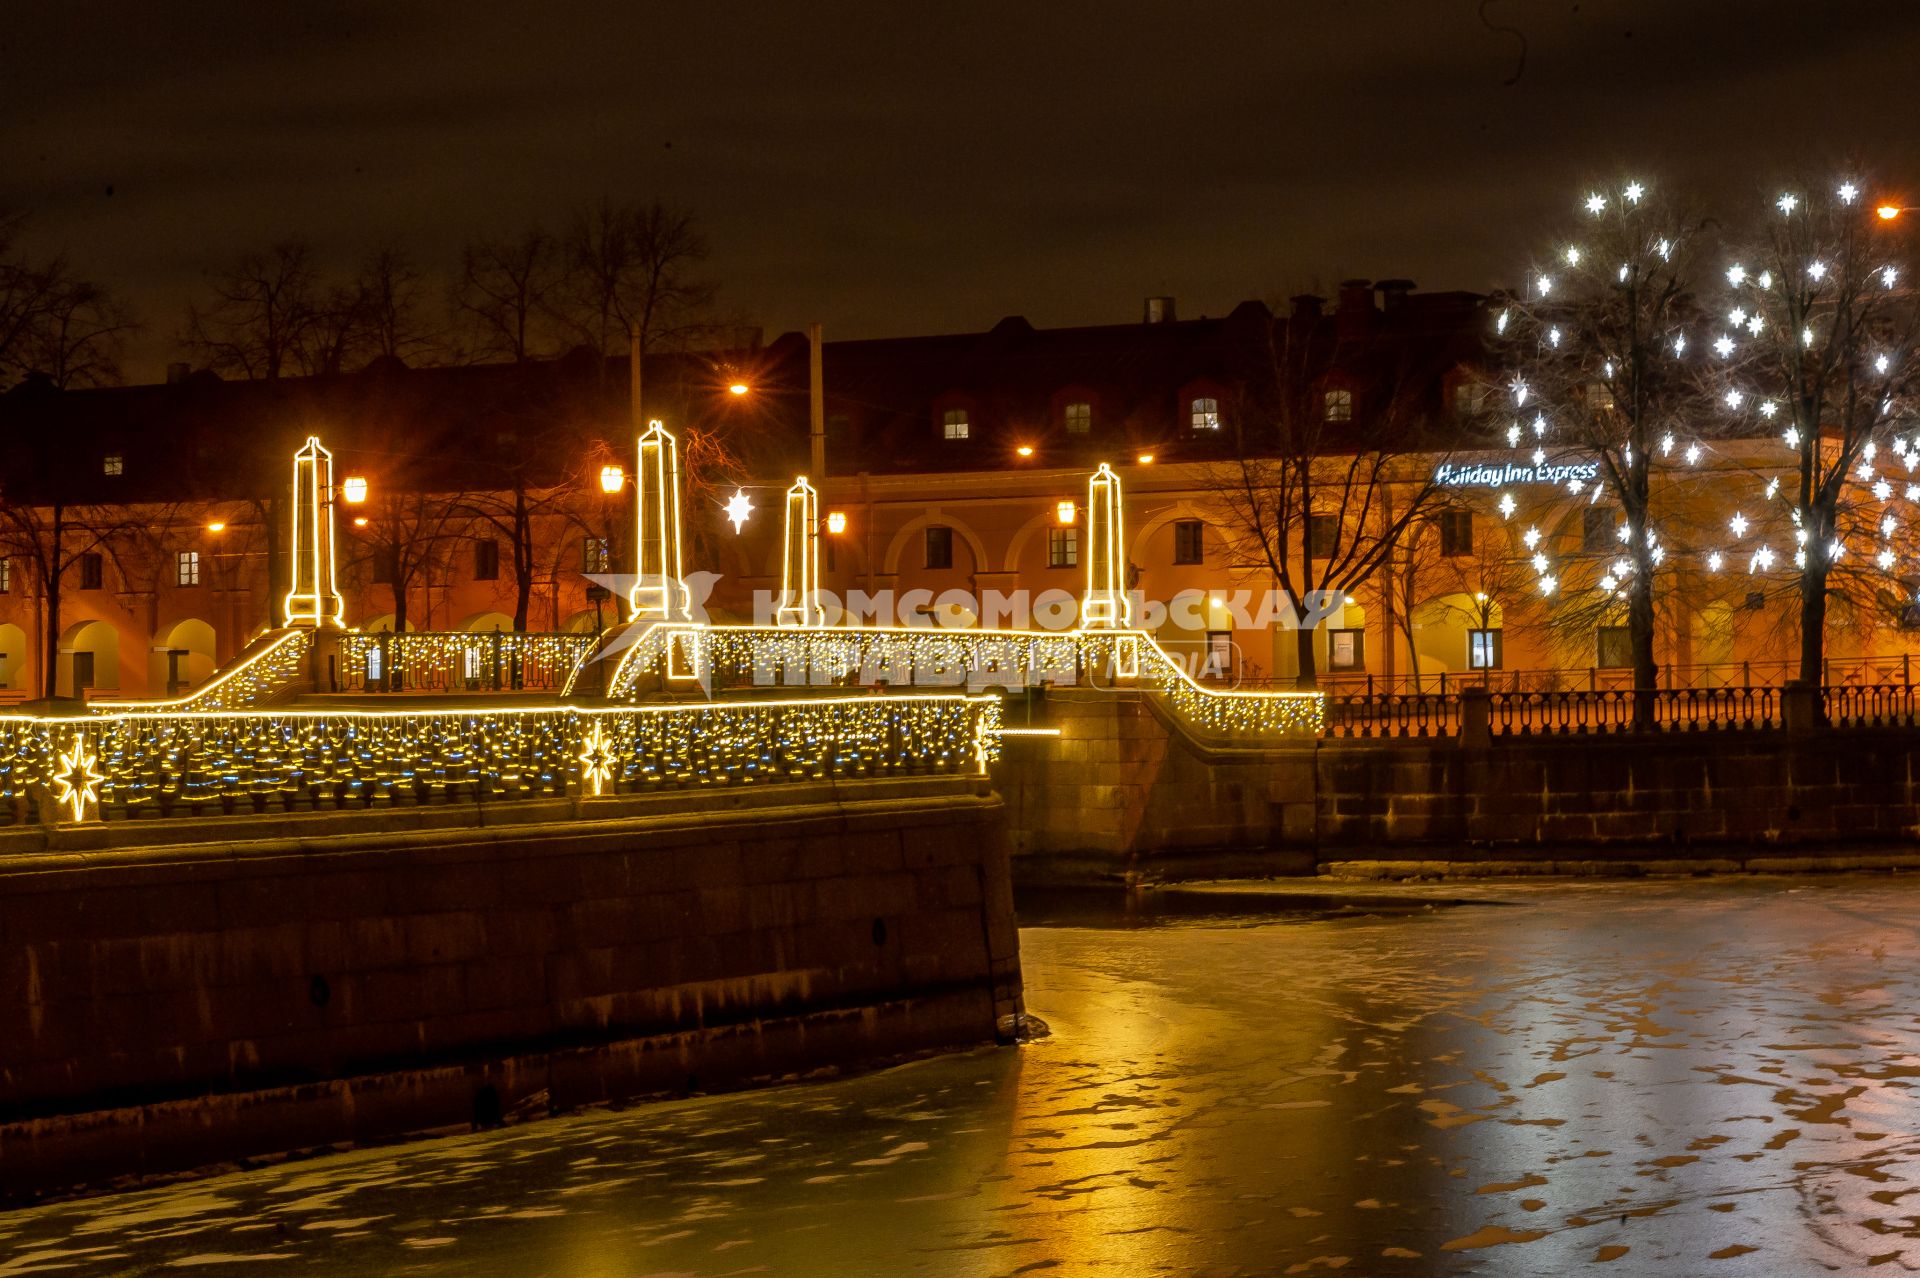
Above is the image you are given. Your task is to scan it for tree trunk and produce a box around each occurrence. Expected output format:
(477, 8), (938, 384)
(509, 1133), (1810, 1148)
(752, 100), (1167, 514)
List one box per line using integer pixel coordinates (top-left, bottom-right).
(1798, 561), (1829, 689)
(1628, 566), (1657, 731)
(1294, 621), (1318, 691)
(512, 491), (533, 632)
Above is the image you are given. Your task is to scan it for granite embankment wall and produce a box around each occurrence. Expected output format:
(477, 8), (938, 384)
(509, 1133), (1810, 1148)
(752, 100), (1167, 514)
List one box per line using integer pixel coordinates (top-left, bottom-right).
(997, 690), (1920, 876)
(0, 777), (1020, 1201)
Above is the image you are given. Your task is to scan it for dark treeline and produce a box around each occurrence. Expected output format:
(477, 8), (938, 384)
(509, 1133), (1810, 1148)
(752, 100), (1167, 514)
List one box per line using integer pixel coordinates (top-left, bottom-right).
(0, 198), (722, 390)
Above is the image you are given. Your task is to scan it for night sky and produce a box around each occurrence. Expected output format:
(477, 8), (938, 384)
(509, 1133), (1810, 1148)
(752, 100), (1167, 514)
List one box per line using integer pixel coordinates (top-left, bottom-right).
(6, 1), (1920, 381)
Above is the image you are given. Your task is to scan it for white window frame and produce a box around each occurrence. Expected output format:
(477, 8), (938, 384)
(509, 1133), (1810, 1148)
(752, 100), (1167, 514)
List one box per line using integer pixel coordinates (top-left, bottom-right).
(942, 409), (970, 441)
(1189, 396), (1221, 431)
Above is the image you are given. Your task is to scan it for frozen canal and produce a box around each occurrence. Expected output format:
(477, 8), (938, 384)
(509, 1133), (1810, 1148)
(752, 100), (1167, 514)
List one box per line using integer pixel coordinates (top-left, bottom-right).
(5, 876), (1920, 1276)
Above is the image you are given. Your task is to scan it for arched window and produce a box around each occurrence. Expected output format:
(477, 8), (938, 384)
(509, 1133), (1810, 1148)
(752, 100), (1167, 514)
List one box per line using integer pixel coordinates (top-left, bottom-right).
(1189, 397), (1220, 431)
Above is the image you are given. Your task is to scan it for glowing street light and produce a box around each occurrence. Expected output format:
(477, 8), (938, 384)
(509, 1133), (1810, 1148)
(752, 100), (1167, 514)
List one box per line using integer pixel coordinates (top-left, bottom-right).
(1136, 453), (1155, 465)
(1016, 444), (1034, 458)
(341, 475), (369, 504)
(206, 521), (226, 533)
(1055, 500), (1076, 524)
(825, 510), (848, 534)
(599, 464), (625, 494)
(352, 517), (369, 527)
(728, 383), (750, 396)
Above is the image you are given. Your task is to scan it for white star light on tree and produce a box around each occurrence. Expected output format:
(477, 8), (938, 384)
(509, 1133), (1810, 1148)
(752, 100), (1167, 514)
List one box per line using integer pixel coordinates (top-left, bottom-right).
(1778, 192), (1799, 214)
(50, 736), (104, 822)
(1840, 181), (1859, 204)
(723, 489), (754, 533)
(1624, 181), (1645, 203)
(1585, 193), (1607, 214)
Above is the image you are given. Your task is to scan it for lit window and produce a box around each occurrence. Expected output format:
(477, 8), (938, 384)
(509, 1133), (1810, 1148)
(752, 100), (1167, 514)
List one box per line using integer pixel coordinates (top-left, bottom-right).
(1469, 629), (1503, 669)
(925, 525), (954, 569)
(462, 646), (483, 682)
(1453, 381), (1488, 417)
(1439, 509), (1474, 558)
(1190, 397), (1221, 431)
(1329, 628), (1366, 670)
(583, 537), (610, 573)
(1048, 526), (1078, 568)
(1173, 520), (1204, 565)
(942, 409), (970, 441)
(1323, 389), (1352, 422)
(1064, 401), (1092, 435)
(175, 550), (201, 587)
(102, 454), (124, 476)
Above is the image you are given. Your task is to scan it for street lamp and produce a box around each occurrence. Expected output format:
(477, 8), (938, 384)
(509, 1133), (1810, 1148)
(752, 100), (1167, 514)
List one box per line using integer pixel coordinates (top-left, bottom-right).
(599, 464), (625, 494)
(1016, 444), (1034, 458)
(728, 382), (750, 396)
(206, 521), (226, 533)
(341, 475), (369, 504)
(1055, 500), (1076, 525)
(826, 511), (848, 535)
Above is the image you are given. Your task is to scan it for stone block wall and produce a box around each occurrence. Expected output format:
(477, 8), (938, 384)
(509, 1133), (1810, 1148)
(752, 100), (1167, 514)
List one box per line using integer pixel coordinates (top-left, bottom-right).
(1318, 733), (1920, 857)
(0, 778), (1020, 1200)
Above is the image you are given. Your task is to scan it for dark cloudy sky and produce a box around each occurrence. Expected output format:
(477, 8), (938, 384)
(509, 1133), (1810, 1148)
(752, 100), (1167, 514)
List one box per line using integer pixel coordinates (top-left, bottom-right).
(6, 1), (1920, 381)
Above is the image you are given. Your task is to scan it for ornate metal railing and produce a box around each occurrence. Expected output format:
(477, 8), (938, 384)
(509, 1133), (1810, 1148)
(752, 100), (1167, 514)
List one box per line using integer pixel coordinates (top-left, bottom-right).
(1324, 694), (1463, 739)
(340, 631), (598, 694)
(1487, 685), (1780, 736)
(0, 693), (1000, 825)
(1824, 684), (1920, 728)
(603, 625), (1323, 739)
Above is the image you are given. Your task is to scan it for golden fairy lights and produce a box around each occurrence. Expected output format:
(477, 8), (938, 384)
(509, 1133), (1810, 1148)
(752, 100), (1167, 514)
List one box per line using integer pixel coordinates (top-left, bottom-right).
(626, 624), (1323, 739)
(341, 631), (598, 691)
(0, 694), (1001, 823)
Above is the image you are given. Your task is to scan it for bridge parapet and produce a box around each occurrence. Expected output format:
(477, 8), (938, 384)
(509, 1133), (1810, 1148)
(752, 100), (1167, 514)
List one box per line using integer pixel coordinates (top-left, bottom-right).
(1, 692), (999, 826)
(604, 625), (1324, 740)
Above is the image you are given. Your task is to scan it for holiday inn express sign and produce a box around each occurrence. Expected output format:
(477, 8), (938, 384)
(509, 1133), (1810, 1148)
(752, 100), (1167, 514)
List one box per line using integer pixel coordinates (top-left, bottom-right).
(1433, 457), (1601, 488)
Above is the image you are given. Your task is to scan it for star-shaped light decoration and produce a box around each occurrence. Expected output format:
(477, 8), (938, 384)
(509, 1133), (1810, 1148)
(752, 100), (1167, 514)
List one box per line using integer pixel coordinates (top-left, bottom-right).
(723, 489), (754, 533)
(1623, 180), (1645, 204)
(50, 734), (105, 822)
(577, 721), (615, 797)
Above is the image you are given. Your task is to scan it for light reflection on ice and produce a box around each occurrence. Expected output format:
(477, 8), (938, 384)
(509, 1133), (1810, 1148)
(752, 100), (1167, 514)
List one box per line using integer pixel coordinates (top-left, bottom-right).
(3, 877), (1920, 1272)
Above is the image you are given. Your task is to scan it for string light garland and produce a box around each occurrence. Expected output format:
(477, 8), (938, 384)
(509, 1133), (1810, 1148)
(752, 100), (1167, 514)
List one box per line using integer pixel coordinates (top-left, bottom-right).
(0, 693), (1001, 824)
(613, 624), (1323, 739)
(341, 632), (598, 691)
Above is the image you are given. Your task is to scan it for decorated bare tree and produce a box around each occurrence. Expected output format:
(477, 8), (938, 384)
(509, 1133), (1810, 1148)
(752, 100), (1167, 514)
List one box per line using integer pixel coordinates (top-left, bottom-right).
(1708, 179), (1920, 688)
(1498, 180), (1712, 726)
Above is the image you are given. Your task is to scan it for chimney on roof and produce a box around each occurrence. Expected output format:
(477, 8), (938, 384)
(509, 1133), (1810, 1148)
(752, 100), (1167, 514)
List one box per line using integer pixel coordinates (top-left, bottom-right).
(1290, 294), (1324, 321)
(1375, 278), (1416, 312)
(166, 361), (191, 385)
(1143, 296), (1176, 324)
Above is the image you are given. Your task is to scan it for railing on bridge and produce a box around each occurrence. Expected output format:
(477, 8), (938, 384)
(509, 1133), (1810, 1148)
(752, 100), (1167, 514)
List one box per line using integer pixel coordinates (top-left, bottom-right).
(340, 631), (598, 694)
(0, 692), (1000, 825)
(602, 625), (1324, 740)
(1825, 684), (1920, 729)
